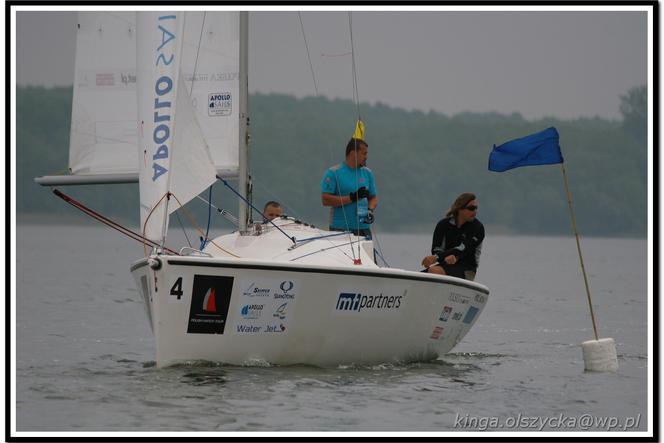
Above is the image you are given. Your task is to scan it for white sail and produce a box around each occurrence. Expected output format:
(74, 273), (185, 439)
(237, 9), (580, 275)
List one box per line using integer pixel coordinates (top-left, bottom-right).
(68, 12), (138, 176)
(180, 12), (241, 177)
(168, 74), (217, 215)
(136, 12), (185, 242)
(38, 11), (241, 186)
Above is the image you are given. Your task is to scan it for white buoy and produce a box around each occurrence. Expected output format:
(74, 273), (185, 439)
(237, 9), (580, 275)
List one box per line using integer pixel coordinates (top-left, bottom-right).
(581, 338), (618, 372)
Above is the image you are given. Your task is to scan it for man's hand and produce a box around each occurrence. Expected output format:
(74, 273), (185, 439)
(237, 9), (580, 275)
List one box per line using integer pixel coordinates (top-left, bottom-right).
(421, 255), (438, 268)
(349, 187), (369, 202)
(444, 255), (457, 265)
(366, 208), (375, 224)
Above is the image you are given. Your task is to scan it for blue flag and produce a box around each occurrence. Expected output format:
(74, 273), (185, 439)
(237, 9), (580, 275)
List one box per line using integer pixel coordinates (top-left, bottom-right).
(488, 127), (564, 172)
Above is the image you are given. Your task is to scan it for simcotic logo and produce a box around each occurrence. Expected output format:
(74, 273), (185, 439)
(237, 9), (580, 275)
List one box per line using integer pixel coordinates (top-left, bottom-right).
(335, 292), (403, 312)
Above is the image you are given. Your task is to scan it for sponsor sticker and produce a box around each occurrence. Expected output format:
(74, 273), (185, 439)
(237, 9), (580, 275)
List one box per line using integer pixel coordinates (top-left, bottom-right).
(439, 306), (453, 322)
(240, 304), (264, 319)
(241, 282), (272, 297)
(274, 281), (295, 299)
(430, 326), (444, 340)
(463, 306), (480, 324)
(273, 302), (288, 320)
(187, 275), (234, 334)
(334, 289), (406, 314)
(233, 278), (298, 334)
(208, 92), (232, 116)
(96, 73), (115, 86)
(83, 70), (137, 89)
(449, 292), (470, 305)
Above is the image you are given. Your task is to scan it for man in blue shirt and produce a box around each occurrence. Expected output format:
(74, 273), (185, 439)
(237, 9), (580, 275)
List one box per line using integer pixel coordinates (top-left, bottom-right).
(321, 138), (378, 238)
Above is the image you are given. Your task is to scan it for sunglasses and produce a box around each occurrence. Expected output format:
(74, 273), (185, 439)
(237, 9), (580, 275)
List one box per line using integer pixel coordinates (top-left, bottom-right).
(464, 205), (478, 211)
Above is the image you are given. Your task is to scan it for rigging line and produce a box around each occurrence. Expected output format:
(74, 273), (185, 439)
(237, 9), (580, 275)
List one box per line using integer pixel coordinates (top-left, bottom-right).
(293, 231), (351, 245)
(298, 12), (319, 97)
(348, 12), (361, 119)
(353, 139), (361, 260)
(52, 188), (179, 255)
(169, 193), (241, 258)
(216, 175), (296, 244)
(331, 169), (358, 261)
(103, 12), (135, 27)
(174, 210), (193, 248)
(348, 13), (364, 261)
(189, 11), (207, 95)
(194, 195), (238, 226)
(142, 192), (170, 256)
(71, 129), (136, 146)
(251, 178), (301, 220)
(201, 185), (213, 250)
(369, 222), (390, 267)
(254, 172), (356, 261)
(289, 239), (362, 262)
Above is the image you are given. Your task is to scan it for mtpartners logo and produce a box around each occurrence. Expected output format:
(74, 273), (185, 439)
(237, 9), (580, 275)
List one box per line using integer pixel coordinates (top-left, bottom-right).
(335, 292), (403, 313)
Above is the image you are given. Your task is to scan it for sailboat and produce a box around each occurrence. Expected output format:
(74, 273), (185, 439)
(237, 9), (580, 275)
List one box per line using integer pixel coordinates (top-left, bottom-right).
(36, 11), (490, 367)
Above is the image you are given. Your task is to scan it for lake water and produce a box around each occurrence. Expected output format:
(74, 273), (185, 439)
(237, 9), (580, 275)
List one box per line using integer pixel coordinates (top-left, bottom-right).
(13, 222), (650, 436)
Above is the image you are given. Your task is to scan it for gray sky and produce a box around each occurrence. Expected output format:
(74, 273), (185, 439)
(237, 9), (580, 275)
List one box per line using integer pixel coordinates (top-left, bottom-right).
(15, 8), (648, 120)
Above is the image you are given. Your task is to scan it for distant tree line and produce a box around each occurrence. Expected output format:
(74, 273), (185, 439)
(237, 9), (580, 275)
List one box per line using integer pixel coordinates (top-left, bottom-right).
(17, 85), (647, 237)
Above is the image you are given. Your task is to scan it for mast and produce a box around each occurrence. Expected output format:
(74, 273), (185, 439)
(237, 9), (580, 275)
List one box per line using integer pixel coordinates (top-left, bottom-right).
(238, 11), (250, 231)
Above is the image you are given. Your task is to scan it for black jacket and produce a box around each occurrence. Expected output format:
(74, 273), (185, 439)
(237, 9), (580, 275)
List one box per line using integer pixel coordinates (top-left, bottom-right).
(430, 216), (485, 271)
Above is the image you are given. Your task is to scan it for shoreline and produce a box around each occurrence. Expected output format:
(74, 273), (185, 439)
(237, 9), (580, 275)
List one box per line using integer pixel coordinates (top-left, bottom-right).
(14, 212), (645, 239)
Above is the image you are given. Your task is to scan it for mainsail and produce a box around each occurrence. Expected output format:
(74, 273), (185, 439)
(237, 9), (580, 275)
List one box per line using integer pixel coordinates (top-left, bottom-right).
(37, 11), (241, 185)
(68, 12), (138, 177)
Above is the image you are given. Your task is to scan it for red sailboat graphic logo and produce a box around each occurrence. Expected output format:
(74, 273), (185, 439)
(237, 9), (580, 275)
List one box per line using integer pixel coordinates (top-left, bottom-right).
(202, 287), (217, 313)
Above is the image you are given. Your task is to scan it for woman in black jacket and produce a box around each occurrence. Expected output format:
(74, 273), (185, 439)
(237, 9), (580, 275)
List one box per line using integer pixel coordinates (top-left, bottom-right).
(421, 192), (484, 281)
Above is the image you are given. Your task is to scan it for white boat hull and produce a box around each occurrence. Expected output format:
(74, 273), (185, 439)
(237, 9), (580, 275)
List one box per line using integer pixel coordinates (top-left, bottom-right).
(130, 255), (489, 367)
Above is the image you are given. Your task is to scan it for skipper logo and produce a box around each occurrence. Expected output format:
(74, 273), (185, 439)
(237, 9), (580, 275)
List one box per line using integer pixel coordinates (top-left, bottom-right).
(209, 92), (232, 116)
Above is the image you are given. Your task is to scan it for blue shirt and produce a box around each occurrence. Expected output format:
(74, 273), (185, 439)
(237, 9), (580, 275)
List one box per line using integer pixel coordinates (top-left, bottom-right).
(321, 162), (377, 230)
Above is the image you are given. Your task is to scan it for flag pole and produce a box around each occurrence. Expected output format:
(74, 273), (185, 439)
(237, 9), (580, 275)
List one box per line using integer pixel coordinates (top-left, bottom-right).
(560, 162), (599, 341)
